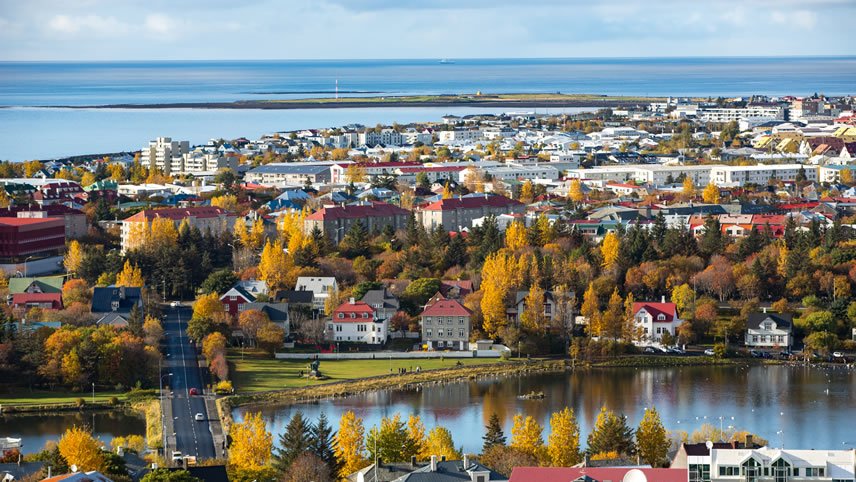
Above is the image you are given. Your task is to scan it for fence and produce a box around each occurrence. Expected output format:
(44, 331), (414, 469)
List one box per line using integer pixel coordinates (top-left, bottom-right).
(275, 350), (502, 360)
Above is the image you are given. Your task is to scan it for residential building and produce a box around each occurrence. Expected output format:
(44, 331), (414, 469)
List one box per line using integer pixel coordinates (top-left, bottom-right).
(417, 194), (525, 232)
(304, 201), (410, 244)
(632, 298), (682, 345)
(295, 276), (338, 311)
(0, 206), (87, 240)
(484, 165), (560, 181)
(709, 164), (817, 187)
(40, 471), (114, 482)
(32, 181), (85, 206)
(10, 277), (63, 311)
(439, 280), (474, 299)
(354, 455), (506, 482)
(219, 285), (256, 316)
(360, 288), (400, 322)
(244, 164), (332, 186)
(702, 447), (856, 482)
(0, 216), (65, 262)
(746, 311), (793, 349)
(696, 105), (787, 123)
(420, 298), (472, 350)
(90, 286), (143, 327)
(438, 129), (483, 143)
(328, 298), (388, 344)
(120, 206), (236, 253)
(509, 467), (686, 482)
(140, 137), (190, 175)
(507, 290), (559, 325)
(242, 302), (290, 335)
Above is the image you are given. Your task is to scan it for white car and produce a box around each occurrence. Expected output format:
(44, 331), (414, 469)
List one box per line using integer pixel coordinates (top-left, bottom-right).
(170, 301), (180, 307)
(833, 351), (844, 358)
(171, 451), (182, 462)
(195, 413), (204, 421)
(704, 348), (716, 356)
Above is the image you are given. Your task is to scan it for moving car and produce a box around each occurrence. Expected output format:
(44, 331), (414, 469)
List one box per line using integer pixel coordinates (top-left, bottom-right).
(189, 387), (199, 396)
(171, 451), (182, 463)
(195, 413), (204, 421)
(170, 301), (180, 307)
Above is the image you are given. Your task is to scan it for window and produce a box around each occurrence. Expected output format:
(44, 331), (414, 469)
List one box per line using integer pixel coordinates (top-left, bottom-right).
(362, 313), (368, 318)
(357, 324), (367, 332)
(438, 330), (443, 337)
(230, 295), (237, 301)
(772, 458), (791, 482)
(805, 468), (824, 477)
(742, 458), (760, 482)
(459, 317), (464, 324)
(689, 464), (711, 482)
(753, 335), (759, 342)
(327, 324), (333, 330)
(427, 329), (432, 338)
(335, 325), (342, 332)
(658, 314), (666, 320)
(719, 466), (740, 476)
(338, 313), (344, 318)
(425, 317), (432, 325)
(459, 329), (465, 338)
(350, 313), (355, 319)
(544, 303), (551, 314)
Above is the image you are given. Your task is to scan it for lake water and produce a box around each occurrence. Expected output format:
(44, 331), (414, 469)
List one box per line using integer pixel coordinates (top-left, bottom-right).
(2, 57), (855, 161)
(233, 365), (856, 454)
(0, 410), (146, 454)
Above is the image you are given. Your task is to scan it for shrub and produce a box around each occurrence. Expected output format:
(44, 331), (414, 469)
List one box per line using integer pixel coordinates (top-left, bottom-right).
(713, 342), (728, 359)
(75, 398), (85, 409)
(109, 396), (120, 406)
(214, 380), (234, 394)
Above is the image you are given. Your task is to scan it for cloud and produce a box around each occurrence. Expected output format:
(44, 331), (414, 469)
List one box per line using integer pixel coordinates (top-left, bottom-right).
(771, 9), (817, 29)
(144, 13), (177, 34)
(47, 14), (126, 35)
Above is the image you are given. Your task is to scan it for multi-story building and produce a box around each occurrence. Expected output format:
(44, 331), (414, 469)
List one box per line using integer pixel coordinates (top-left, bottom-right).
(420, 298), (472, 350)
(417, 194), (525, 232)
(709, 164), (817, 187)
(177, 150), (238, 175)
(567, 164), (714, 186)
(696, 446), (855, 482)
(328, 298), (388, 344)
(696, 105), (787, 123)
(140, 137), (190, 175)
(304, 201), (410, 244)
(295, 276), (338, 312)
(631, 298), (682, 346)
(244, 164), (332, 186)
(484, 165), (560, 181)
(438, 129), (483, 143)
(358, 128), (404, 146)
(120, 206), (236, 253)
(746, 311), (793, 350)
(0, 206), (87, 240)
(0, 216), (65, 262)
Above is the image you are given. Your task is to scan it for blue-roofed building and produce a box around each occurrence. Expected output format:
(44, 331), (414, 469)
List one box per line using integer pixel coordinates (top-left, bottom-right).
(91, 286), (143, 326)
(245, 164), (332, 185)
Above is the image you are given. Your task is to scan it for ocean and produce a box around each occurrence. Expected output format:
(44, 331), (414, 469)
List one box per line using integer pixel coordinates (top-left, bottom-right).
(1, 57), (854, 161)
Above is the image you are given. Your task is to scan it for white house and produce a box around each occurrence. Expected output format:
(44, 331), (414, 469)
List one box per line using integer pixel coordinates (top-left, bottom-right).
(632, 298), (682, 346)
(746, 311), (793, 349)
(327, 298), (388, 345)
(295, 276), (338, 311)
(708, 446), (855, 482)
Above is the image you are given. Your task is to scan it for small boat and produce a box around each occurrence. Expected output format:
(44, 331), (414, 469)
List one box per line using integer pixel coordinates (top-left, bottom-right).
(517, 390), (545, 400)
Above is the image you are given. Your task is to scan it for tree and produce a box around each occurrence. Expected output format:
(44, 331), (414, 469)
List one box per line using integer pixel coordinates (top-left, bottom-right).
(273, 411), (312, 473)
(115, 261), (145, 287)
(569, 179), (584, 202)
(366, 414), (417, 463)
(335, 411), (368, 478)
(483, 413), (507, 453)
(702, 183), (720, 204)
(520, 284), (547, 334)
(636, 407), (669, 467)
(149, 217), (179, 247)
(505, 221), (528, 251)
(58, 426), (104, 472)
(510, 414), (543, 458)
(601, 232), (620, 271)
(402, 278), (441, 309)
(671, 283), (695, 318)
(192, 292), (225, 322)
(62, 279), (90, 306)
(256, 322), (285, 356)
(258, 239), (293, 291)
(345, 164), (367, 183)
(143, 315), (164, 347)
(238, 309), (270, 345)
(479, 445), (538, 478)
(803, 331), (838, 356)
(141, 469), (201, 482)
(201, 269), (238, 295)
(64, 240), (85, 275)
(279, 452), (332, 482)
(407, 415), (427, 460)
(586, 406), (635, 457)
(580, 283), (601, 337)
(547, 407), (582, 467)
(210, 194), (238, 212)
(230, 412), (273, 471)
(519, 180), (534, 204)
(682, 177), (695, 197)
(423, 426), (462, 461)
(310, 413), (340, 478)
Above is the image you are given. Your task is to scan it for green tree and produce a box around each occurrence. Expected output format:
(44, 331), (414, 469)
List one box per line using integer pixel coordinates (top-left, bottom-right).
(273, 411), (313, 473)
(309, 413), (340, 479)
(636, 407), (669, 467)
(141, 469), (202, 482)
(586, 406), (635, 457)
(803, 331), (839, 356)
(366, 414), (417, 463)
(339, 221), (369, 258)
(201, 269), (238, 295)
(482, 413), (507, 453)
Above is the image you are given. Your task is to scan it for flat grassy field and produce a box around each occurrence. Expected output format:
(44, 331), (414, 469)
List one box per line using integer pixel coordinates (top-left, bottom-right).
(229, 349), (505, 393)
(0, 389), (126, 405)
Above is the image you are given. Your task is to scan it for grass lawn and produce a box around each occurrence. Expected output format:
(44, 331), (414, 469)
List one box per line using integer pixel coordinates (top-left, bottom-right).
(229, 349), (506, 393)
(0, 389), (126, 406)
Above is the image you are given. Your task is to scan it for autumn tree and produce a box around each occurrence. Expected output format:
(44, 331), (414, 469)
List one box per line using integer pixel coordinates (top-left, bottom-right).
(702, 183), (721, 204)
(569, 179), (584, 202)
(149, 217), (178, 247)
(505, 221), (528, 251)
(671, 283), (695, 318)
(58, 426), (105, 472)
(62, 279), (90, 306)
(115, 260), (145, 287)
(64, 240), (84, 275)
(510, 414), (544, 459)
(600, 232), (620, 271)
(210, 194), (238, 212)
(587, 406), (635, 457)
(519, 180), (534, 204)
(520, 284), (547, 334)
(407, 415), (427, 460)
(547, 407), (581, 467)
(192, 292), (225, 322)
(258, 239), (294, 291)
(335, 411), (369, 478)
(143, 315), (164, 346)
(230, 412), (273, 471)
(238, 309), (270, 345)
(636, 407), (669, 467)
(366, 414), (417, 463)
(423, 426), (462, 461)
(682, 177), (695, 198)
(580, 283), (602, 337)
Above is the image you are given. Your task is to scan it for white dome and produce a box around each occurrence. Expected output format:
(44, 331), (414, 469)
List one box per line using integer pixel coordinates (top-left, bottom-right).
(622, 468), (648, 482)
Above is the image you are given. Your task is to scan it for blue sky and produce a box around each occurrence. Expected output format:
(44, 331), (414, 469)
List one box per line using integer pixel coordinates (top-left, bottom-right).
(1, 0), (855, 60)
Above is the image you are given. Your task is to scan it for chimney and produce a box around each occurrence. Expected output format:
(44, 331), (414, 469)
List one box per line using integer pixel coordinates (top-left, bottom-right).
(463, 454), (469, 468)
(441, 455), (446, 462)
(349, 297), (355, 304)
(119, 286), (126, 300)
(746, 434), (753, 447)
(762, 307), (767, 314)
(411, 455), (417, 468)
(661, 295), (666, 303)
(430, 455), (437, 472)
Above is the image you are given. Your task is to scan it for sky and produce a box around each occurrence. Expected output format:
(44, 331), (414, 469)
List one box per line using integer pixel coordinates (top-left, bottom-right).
(1, 0), (855, 60)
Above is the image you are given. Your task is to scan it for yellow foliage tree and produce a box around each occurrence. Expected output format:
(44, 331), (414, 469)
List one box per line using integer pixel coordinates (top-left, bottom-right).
(520, 283), (546, 334)
(58, 426), (105, 472)
(569, 179), (584, 203)
(193, 292), (224, 320)
(115, 261), (145, 287)
(210, 194), (238, 212)
(670, 283), (694, 318)
(335, 411), (369, 478)
(580, 283), (601, 336)
(108, 163), (126, 181)
(423, 426), (462, 461)
(229, 412), (273, 471)
(480, 251), (519, 338)
(149, 217), (178, 247)
(0, 189), (10, 209)
(278, 210), (306, 245)
(505, 221), (528, 251)
(548, 407), (581, 467)
(682, 177), (695, 197)
(24, 160), (43, 178)
(841, 168), (853, 184)
(442, 182), (453, 199)
(258, 239), (294, 291)
(636, 407), (669, 467)
(64, 240), (84, 275)
(407, 415), (427, 460)
(519, 180), (534, 204)
(345, 164), (367, 183)
(510, 414), (544, 458)
(600, 232), (620, 271)
(702, 183), (721, 204)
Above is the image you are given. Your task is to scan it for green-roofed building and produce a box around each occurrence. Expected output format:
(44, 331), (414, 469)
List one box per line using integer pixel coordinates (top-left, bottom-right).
(8, 276), (65, 295)
(83, 180), (118, 192)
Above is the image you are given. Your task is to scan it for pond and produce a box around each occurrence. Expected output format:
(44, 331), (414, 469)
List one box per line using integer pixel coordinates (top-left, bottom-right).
(1, 410), (146, 454)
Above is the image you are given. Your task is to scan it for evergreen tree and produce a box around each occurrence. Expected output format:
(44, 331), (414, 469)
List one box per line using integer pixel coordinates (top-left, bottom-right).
(699, 215), (726, 258)
(339, 221), (369, 258)
(444, 234), (468, 269)
(309, 412), (341, 478)
(586, 406), (635, 457)
(273, 411), (313, 473)
(482, 413), (507, 453)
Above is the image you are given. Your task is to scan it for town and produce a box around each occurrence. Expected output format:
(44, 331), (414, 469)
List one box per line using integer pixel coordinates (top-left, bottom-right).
(2, 93), (856, 482)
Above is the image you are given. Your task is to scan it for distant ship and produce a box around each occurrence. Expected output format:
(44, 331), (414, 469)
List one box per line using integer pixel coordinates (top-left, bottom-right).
(438, 59), (455, 64)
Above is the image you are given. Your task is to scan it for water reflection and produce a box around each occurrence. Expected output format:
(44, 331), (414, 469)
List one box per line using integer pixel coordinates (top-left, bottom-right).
(1, 410), (146, 453)
(235, 365), (855, 453)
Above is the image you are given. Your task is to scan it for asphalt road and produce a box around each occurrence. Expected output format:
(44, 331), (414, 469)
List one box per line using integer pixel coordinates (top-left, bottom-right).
(162, 305), (216, 461)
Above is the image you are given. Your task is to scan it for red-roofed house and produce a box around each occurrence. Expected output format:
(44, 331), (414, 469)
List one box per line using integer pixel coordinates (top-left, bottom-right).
(509, 467), (687, 482)
(120, 206), (236, 253)
(328, 298), (388, 345)
(304, 201), (409, 244)
(632, 298), (682, 346)
(12, 292), (63, 310)
(417, 195), (524, 232)
(420, 298), (472, 350)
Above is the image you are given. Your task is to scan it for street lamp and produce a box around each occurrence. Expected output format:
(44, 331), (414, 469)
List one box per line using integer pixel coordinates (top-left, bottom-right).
(159, 371), (173, 455)
(23, 255), (36, 277)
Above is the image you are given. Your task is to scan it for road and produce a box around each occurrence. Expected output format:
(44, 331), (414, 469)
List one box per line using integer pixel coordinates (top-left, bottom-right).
(161, 305), (216, 461)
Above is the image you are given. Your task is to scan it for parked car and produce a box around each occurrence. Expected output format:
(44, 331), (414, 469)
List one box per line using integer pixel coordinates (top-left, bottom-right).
(778, 351), (792, 360)
(750, 350), (762, 358)
(833, 351), (844, 358)
(669, 347), (686, 355)
(704, 348), (715, 356)
(644, 347), (657, 353)
(170, 301), (180, 307)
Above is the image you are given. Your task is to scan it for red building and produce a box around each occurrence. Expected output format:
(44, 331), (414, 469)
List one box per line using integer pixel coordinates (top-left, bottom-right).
(0, 217), (65, 262)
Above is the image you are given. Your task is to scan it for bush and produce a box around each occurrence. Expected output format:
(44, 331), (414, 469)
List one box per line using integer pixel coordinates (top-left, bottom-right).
(75, 398), (85, 409)
(713, 342), (728, 359)
(109, 396), (120, 406)
(214, 380), (234, 394)
(500, 350), (511, 361)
